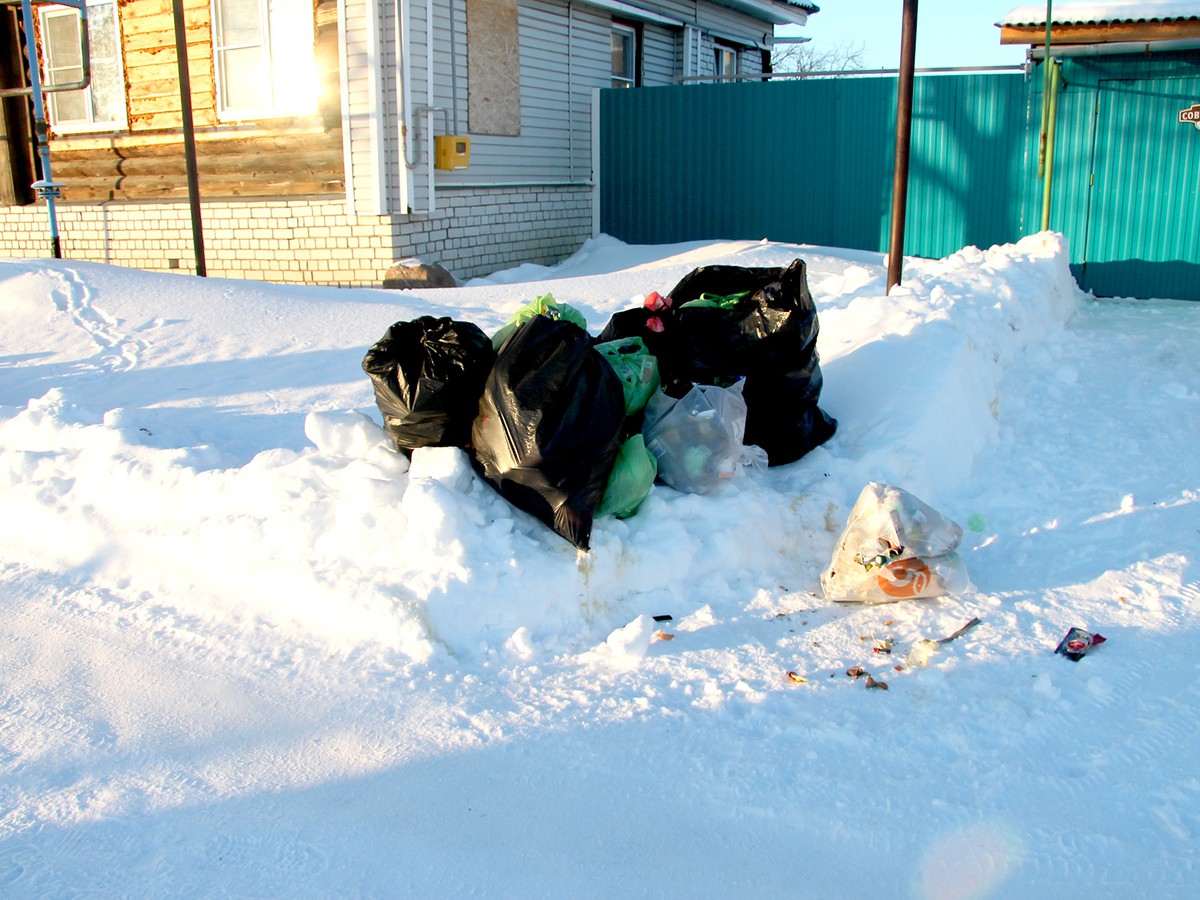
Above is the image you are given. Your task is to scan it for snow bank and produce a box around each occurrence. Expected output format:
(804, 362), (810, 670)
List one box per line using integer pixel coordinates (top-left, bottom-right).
(0, 233), (1079, 661)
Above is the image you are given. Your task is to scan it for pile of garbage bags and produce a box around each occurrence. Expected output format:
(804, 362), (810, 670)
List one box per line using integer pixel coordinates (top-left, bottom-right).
(362, 261), (837, 550)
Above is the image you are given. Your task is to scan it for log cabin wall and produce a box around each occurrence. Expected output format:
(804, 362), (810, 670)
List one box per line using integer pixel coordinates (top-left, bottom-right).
(47, 0), (344, 202)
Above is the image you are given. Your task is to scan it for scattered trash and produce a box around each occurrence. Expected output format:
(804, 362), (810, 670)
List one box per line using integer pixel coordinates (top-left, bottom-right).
(653, 630), (675, 642)
(846, 666), (868, 679)
(894, 664), (905, 672)
(786, 671), (809, 684)
(865, 675), (889, 690)
(906, 639), (939, 668)
(967, 513), (987, 532)
(938, 617), (981, 644)
(652, 614), (673, 622)
(1055, 627), (1107, 661)
(905, 617), (982, 668)
(873, 638), (893, 655)
(821, 483), (971, 603)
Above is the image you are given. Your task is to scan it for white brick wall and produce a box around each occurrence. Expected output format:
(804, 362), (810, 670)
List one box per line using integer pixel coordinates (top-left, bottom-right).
(0, 186), (593, 286)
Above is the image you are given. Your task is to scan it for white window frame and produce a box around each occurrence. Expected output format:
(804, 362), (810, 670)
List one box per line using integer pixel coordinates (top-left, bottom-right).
(611, 21), (638, 89)
(211, 0), (316, 121)
(715, 42), (738, 80)
(39, 0), (126, 134)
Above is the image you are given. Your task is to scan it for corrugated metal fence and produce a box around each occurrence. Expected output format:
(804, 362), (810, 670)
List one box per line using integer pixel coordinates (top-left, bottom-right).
(599, 53), (1200, 301)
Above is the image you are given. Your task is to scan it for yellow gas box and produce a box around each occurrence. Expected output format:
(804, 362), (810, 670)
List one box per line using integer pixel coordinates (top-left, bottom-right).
(435, 135), (471, 170)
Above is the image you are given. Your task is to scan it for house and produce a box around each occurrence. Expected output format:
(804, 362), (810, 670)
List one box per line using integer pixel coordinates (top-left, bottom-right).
(0, 0), (817, 285)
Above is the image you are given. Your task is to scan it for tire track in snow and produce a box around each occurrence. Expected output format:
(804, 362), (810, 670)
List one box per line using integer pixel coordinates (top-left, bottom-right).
(47, 267), (147, 373)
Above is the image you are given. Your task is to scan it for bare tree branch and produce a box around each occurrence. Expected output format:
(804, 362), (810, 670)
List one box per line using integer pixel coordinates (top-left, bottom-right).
(771, 40), (867, 75)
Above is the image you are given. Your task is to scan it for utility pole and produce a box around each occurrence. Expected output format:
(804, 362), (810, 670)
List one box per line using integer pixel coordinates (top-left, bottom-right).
(886, 0), (918, 293)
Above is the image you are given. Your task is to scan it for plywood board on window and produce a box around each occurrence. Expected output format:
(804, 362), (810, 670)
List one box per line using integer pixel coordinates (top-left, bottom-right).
(467, 0), (520, 136)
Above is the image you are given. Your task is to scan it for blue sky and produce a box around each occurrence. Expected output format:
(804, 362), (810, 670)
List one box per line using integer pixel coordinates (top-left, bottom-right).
(778, 0), (1033, 70)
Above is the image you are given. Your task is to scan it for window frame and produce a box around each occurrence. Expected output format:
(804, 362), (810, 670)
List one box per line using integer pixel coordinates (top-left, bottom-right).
(39, 0), (126, 134)
(611, 20), (641, 89)
(714, 42), (738, 80)
(210, 0), (316, 122)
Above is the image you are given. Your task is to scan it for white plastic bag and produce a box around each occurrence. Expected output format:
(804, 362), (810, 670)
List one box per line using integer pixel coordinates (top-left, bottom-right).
(643, 381), (768, 494)
(821, 482), (971, 603)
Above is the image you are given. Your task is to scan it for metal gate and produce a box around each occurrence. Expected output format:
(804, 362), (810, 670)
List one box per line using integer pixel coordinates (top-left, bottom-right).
(599, 52), (1200, 301)
(1081, 75), (1200, 300)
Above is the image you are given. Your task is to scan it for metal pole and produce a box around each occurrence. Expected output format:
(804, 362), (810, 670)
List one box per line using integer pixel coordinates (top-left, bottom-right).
(886, 0), (917, 293)
(1037, 0), (1052, 178)
(171, 0), (206, 276)
(1040, 60), (1060, 231)
(19, 0), (62, 258)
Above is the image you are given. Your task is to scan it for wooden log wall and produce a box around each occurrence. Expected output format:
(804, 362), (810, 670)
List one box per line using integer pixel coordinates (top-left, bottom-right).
(44, 0), (344, 202)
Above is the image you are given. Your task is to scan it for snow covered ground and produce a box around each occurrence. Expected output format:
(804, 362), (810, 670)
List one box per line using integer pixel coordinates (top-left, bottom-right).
(1, 233), (1198, 897)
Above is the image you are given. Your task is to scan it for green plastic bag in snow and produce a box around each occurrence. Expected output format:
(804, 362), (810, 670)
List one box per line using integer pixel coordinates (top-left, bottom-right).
(594, 336), (661, 415)
(491, 293), (587, 351)
(597, 434), (657, 519)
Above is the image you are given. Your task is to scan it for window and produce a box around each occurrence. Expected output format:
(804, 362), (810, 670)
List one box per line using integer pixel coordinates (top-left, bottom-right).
(211, 0), (316, 120)
(40, 0), (125, 132)
(715, 44), (738, 80)
(611, 22), (638, 89)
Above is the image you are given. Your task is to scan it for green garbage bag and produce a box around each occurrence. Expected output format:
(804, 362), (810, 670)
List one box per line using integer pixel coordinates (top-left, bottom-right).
(597, 434), (657, 519)
(492, 293), (587, 351)
(594, 336), (661, 414)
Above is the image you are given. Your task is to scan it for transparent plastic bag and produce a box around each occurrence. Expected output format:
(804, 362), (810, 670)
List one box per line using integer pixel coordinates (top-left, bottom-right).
(643, 381), (768, 495)
(821, 483), (971, 603)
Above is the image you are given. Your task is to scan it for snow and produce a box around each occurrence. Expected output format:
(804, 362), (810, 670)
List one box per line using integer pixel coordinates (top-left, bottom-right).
(2, 232), (1199, 895)
(1001, 1), (1200, 27)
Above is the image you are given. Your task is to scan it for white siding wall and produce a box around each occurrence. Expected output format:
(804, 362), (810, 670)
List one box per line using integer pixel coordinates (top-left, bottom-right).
(0, 0), (789, 286)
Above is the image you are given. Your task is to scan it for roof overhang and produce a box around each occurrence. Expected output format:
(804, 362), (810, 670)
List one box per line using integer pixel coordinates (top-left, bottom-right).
(711, 0), (818, 28)
(998, 2), (1200, 45)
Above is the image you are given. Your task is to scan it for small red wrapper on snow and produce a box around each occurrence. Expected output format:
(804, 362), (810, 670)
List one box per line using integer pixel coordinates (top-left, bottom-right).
(1055, 627), (1106, 661)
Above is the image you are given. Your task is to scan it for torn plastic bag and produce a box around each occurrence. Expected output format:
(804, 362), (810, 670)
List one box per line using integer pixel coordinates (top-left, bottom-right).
(663, 260), (837, 466)
(361, 316), (495, 454)
(491, 293), (587, 351)
(594, 336), (661, 415)
(821, 483), (971, 603)
(594, 291), (676, 367)
(471, 315), (625, 550)
(596, 434), (657, 519)
(643, 381), (768, 495)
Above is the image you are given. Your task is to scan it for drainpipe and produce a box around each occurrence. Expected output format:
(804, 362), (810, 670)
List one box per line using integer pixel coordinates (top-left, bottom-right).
(14, 0), (88, 259)
(1039, 58), (1061, 232)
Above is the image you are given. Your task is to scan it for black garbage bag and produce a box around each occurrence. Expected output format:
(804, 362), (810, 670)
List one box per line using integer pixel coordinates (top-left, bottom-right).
(472, 315), (625, 550)
(662, 259), (837, 466)
(362, 316), (495, 454)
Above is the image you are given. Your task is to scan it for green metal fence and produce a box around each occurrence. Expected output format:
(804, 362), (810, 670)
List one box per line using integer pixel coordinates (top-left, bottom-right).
(600, 53), (1200, 301)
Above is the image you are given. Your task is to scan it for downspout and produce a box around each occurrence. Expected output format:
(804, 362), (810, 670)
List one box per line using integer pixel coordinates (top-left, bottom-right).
(13, 0), (91, 259)
(1039, 58), (1061, 232)
(337, 0), (356, 214)
(426, 0), (435, 211)
(448, 0), (459, 134)
(395, 0), (416, 212)
(365, 0), (387, 214)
